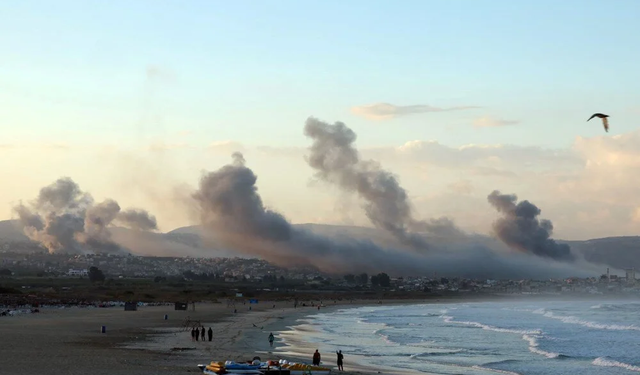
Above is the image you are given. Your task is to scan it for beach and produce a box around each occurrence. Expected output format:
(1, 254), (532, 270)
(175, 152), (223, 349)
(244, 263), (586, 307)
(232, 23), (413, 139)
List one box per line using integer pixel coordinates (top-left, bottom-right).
(0, 299), (422, 375)
(4, 296), (638, 375)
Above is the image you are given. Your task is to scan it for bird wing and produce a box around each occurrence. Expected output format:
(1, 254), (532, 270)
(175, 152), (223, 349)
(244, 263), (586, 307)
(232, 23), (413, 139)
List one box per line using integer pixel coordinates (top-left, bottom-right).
(602, 117), (609, 132)
(587, 114), (597, 122)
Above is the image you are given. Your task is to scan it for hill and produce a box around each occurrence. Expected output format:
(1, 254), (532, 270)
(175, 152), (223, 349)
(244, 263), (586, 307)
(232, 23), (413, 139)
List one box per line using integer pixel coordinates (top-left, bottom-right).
(2, 220), (640, 271)
(0, 220), (29, 242)
(561, 237), (640, 271)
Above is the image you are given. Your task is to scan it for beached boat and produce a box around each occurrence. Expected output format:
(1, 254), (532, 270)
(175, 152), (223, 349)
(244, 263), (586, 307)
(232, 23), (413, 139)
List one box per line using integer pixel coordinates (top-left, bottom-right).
(200, 361), (263, 375)
(225, 363), (262, 373)
(278, 362), (331, 375)
(198, 359), (328, 375)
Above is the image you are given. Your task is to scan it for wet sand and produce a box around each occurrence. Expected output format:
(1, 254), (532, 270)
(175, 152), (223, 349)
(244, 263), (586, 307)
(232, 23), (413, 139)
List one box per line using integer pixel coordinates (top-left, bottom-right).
(0, 299), (426, 375)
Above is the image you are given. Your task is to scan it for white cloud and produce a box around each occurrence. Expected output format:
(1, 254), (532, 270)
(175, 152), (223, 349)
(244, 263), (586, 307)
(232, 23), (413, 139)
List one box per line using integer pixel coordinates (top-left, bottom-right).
(473, 116), (520, 128)
(351, 102), (479, 121)
(207, 140), (245, 153)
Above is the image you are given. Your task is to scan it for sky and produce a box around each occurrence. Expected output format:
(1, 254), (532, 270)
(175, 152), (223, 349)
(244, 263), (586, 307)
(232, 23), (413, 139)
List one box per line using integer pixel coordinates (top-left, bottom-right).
(1, 0), (640, 240)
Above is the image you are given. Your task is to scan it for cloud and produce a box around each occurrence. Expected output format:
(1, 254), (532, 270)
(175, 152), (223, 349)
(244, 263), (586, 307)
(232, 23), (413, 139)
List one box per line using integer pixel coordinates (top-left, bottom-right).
(379, 140), (580, 176)
(208, 141), (245, 154)
(351, 102), (479, 121)
(473, 116), (520, 128)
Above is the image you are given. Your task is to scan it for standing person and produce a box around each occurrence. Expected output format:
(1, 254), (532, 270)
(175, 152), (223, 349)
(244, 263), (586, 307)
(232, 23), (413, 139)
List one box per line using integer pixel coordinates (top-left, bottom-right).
(268, 332), (275, 347)
(336, 350), (344, 371)
(208, 327), (213, 342)
(191, 327), (195, 342)
(312, 349), (321, 366)
(195, 327), (200, 341)
(201, 326), (205, 341)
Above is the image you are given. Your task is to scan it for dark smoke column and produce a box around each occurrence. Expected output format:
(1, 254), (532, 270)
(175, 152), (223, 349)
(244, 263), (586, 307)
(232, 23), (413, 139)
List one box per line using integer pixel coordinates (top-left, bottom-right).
(13, 177), (158, 254)
(487, 190), (574, 261)
(191, 152), (434, 275)
(303, 117), (463, 251)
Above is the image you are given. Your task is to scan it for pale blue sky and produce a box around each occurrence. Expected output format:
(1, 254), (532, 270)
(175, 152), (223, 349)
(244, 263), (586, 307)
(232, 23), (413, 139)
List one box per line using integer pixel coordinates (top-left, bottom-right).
(2, 0), (639, 149)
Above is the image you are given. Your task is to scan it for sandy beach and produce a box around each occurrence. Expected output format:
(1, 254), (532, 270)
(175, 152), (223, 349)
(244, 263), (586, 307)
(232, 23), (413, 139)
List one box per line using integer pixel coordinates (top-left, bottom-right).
(0, 299), (426, 375)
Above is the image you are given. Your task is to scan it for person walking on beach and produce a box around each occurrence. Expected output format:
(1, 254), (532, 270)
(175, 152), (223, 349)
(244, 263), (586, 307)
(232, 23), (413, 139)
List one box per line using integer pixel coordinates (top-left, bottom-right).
(201, 326), (205, 341)
(268, 332), (275, 347)
(336, 350), (344, 371)
(312, 349), (321, 366)
(195, 327), (200, 341)
(208, 327), (213, 341)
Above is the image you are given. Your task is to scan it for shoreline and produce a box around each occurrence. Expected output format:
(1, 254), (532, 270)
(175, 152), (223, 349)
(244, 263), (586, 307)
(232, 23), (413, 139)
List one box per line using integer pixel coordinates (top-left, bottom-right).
(122, 299), (430, 374)
(2, 295), (637, 375)
(259, 304), (426, 375)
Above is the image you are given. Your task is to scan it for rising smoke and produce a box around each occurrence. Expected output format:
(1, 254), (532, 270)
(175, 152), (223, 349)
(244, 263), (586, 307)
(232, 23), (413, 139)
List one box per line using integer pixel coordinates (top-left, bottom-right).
(192, 152), (437, 274)
(117, 209), (158, 231)
(487, 190), (574, 261)
(191, 152), (592, 278)
(14, 177), (158, 254)
(303, 117), (463, 250)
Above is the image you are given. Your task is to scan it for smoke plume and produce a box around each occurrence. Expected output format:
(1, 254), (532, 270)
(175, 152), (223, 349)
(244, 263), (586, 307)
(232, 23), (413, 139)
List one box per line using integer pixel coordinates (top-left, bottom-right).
(191, 153), (600, 277)
(303, 117), (463, 250)
(487, 190), (574, 261)
(13, 177), (158, 254)
(190, 152), (595, 278)
(193, 152), (439, 274)
(117, 209), (158, 231)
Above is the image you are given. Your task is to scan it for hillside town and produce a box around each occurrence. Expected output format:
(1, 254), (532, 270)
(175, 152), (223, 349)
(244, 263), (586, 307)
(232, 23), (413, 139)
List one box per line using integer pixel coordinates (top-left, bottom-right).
(1, 251), (638, 296)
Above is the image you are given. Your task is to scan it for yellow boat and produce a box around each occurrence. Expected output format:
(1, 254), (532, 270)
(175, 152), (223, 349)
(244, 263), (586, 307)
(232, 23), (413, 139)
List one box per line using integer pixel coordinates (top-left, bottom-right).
(280, 363), (331, 375)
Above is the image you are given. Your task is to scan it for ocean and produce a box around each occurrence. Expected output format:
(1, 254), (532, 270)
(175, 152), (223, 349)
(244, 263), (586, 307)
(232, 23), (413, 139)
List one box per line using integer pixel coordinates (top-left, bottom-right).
(275, 299), (640, 374)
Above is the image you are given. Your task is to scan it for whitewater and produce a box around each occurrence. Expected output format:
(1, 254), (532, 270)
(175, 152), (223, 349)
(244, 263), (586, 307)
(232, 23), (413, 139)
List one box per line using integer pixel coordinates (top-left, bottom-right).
(275, 299), (640, 375)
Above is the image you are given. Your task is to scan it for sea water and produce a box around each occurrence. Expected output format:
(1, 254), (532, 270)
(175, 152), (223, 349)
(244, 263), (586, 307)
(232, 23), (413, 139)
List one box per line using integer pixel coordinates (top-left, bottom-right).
(276, 300), (640, 374)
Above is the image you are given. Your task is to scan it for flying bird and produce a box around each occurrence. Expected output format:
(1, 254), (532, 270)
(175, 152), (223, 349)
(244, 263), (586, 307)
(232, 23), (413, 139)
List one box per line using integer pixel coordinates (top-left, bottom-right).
(587, 113), (609, 132)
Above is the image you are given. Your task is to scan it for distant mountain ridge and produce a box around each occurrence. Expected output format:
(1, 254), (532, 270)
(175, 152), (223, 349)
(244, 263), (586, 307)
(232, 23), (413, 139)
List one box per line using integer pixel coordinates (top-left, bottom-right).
(2, 220), (639, 271)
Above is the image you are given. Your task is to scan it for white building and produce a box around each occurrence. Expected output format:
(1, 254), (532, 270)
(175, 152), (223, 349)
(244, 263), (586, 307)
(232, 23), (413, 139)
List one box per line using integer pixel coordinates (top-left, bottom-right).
(68, 269), (89, 277)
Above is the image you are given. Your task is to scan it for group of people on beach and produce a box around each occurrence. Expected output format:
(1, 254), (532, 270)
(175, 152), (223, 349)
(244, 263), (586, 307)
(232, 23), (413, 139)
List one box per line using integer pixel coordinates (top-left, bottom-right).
(191, 326), (213, 342)
(312, 349), (344, 371)
(267, 333), (344, 371)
